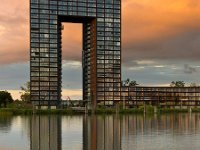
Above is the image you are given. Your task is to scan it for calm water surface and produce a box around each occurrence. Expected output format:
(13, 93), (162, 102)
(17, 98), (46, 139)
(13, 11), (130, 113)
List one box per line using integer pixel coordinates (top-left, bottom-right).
(0, 113), (200, 150)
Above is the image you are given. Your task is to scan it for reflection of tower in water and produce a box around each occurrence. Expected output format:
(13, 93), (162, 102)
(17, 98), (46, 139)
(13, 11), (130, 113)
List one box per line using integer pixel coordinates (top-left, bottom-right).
(30, 115), (62, 150)
(83, 115), (121, 150)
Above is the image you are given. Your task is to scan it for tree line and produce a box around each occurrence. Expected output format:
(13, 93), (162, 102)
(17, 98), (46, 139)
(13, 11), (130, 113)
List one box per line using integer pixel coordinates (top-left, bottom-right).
(0, 91), (13, 107)
(122, 78), (200, 87)
(0, 82), (30, 108)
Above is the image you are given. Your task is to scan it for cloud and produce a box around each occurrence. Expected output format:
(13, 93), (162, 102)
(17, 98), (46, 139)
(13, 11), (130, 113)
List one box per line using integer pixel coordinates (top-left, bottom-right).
(0, 62), (82, 99)
(0, 63), (29, 89)
(0, 25), (5, 36)
(63, 60), (82, 69)
(62, 23), (83, 61)
(122, 0), (200, 63)
(123, 60), (156, 67)
(0, 61), (83, 90)
(123, 62), (200, 87)
(62, 89), (82, 100)
(7, 90), (21, 100)
(0, 0), (29, 65)
(183, 64), (197, 74)
(1, 0), (200, 65)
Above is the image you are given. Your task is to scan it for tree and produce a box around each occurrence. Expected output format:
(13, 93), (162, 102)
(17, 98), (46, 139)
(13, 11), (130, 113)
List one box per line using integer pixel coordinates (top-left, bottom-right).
(125, 78), (130, 86)
(170, 81), (176, 87)
(0, 91), (13, 107)
(122, 78), (139, 86)
(170, 81), (185, 87)
(20, 82), (30, 102)
(129, 80), (139, 86)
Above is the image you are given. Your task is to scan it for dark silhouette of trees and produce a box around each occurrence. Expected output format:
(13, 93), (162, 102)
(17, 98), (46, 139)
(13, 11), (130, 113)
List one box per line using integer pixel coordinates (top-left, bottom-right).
(0, 91), (13, 107)
(170, 81), (185, 87)
(122, 78), (139, 86)
(129, 80), (139, 86)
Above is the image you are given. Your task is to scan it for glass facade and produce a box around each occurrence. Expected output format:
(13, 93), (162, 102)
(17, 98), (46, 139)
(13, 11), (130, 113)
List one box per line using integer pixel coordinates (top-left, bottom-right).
(30, 0), (121, 107)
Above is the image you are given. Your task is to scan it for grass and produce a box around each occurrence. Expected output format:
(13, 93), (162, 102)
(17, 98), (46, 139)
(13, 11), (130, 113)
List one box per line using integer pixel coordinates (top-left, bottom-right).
(160, 108), (189, 113)
(0, 108), (87, 115)
(0, 108), (33, 115)
(1, 104), (200, 115)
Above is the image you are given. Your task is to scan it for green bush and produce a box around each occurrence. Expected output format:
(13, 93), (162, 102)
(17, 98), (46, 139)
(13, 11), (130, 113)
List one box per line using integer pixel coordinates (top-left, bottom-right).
(160, 108), (188, 113)
(146, 105), (154, 114)
(96, 108), (115, 114)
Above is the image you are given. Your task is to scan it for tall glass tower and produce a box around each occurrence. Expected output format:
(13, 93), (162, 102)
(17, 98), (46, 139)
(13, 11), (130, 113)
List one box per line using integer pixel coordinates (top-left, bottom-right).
(30, 0), (121, 108)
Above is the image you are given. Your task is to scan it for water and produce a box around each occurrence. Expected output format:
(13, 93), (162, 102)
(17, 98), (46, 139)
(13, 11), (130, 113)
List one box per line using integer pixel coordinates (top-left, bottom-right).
(0, 113), (200, 150)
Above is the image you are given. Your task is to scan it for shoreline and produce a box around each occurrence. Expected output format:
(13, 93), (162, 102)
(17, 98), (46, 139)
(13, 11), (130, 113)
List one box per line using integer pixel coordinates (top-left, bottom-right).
(1, 107), (200, 115)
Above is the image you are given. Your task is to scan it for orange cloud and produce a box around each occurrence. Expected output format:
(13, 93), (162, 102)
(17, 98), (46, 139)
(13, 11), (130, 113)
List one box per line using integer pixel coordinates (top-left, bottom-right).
(122, 0), (200, 44)
(122, 0), (200, 61)
(1, 0), (200, 65)
(0, 0), (29, 65)
(62, 23), (82, 61)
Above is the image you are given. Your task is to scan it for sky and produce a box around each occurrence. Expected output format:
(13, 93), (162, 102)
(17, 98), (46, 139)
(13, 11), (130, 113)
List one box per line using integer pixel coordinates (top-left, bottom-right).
(1, 0), (200, 100)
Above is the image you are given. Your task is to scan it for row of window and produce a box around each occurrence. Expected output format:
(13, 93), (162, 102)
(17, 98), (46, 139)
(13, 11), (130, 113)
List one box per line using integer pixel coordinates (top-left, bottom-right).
(31, 84), (121, 89)
(31, 82), (58, 86)
(31, 1), (120, 7)
(31, 46), (120, 54)
(31, 23), (120, 31)
(97, 75), (120, 79)
(31, 86), (58, 90)
(31, 0), (120, 4)
(31, 63), (59, 67)
(31, 26), (120, 34)
(31, 96), (58, 101)
(31, 77), (60, 81)
(31, 12), (119, 20)
(31, 34), (120, 40)
(31, 68), (57, 72)
(31, 48), (58, 52)
(31, 58), (58, 62)
(31, 9), (120, 16)
(31, 4), (120, 12)
(31, 72), (58, 76)
(31, 34), (120, 42)
(97, 97), (121, 101)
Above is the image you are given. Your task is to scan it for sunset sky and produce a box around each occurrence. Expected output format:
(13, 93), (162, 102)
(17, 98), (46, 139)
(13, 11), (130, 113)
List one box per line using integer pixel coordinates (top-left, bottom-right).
(1, 0), (200, 100)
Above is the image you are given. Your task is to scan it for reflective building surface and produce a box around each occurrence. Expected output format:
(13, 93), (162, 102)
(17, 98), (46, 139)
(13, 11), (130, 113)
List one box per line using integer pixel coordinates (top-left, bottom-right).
(30, 0), (121, 107)
(30, 115), (62, 150)
(83, 115), (121, 150)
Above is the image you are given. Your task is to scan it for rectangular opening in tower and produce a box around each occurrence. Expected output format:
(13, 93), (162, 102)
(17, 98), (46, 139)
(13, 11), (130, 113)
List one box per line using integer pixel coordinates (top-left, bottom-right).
(61, 23), (83, 101)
